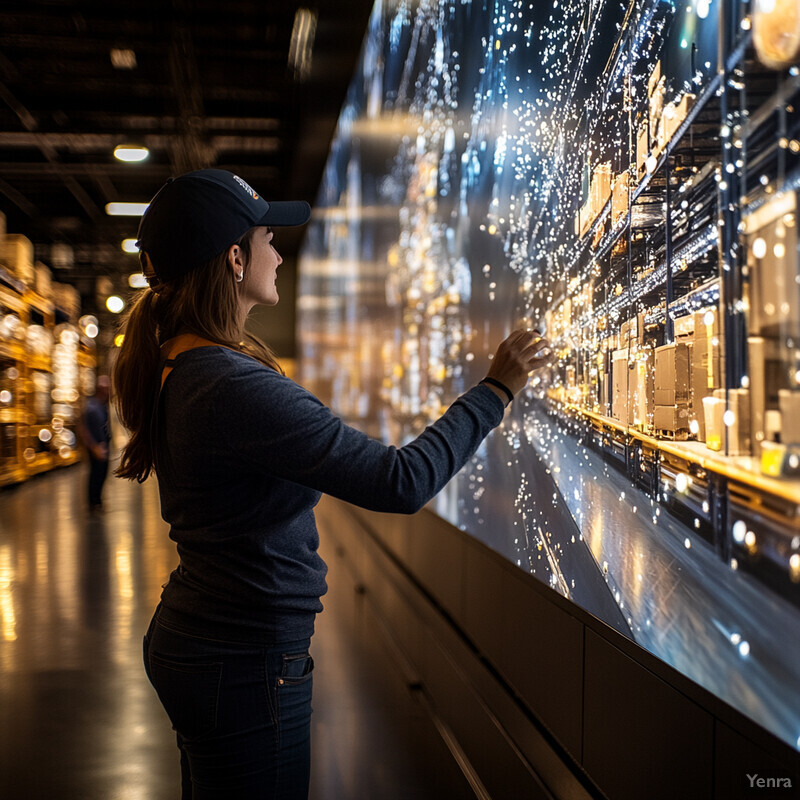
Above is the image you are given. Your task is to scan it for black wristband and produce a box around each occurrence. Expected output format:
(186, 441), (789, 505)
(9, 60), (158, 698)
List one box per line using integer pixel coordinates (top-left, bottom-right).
(480, 377), (514, 404)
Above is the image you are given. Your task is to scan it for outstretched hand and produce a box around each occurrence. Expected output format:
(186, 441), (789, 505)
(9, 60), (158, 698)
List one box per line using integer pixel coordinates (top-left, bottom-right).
(484, 329), (552, 400)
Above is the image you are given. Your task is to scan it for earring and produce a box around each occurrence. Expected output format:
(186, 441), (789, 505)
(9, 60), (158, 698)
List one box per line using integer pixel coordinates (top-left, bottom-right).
(236, 272), (243, 282)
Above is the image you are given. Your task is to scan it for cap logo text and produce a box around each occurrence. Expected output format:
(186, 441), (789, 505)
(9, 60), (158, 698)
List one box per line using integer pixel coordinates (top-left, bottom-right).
(233, 174), (259, 200)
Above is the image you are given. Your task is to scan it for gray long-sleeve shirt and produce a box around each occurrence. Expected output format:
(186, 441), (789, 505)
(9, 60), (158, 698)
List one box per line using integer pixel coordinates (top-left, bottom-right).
(155, 346), (505, 642)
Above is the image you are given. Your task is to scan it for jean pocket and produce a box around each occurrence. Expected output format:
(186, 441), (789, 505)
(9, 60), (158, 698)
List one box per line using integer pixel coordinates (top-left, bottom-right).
(148, 654), (223, 741)
(278, 651), (314, 687)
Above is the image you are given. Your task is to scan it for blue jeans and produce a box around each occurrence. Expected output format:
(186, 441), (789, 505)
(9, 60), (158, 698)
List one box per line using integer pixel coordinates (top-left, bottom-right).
(143, 607), (314, 799)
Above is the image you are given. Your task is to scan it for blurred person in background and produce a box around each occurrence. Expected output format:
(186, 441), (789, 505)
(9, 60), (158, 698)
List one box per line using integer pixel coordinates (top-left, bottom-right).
(112, 168), (551, 800)
(79, 374), (111, 511)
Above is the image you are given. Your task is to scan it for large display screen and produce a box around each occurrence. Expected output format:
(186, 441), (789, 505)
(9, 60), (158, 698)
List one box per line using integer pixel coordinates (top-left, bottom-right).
(298, 0), (800, 751)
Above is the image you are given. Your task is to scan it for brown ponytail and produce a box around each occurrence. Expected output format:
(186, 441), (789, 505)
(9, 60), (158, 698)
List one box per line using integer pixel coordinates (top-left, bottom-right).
(113, 289), (161, 481)
(113, 227), (284, 482)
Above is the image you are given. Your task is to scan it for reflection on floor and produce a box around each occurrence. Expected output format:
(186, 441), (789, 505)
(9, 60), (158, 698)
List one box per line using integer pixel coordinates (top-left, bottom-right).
(0, 461), (467, 799)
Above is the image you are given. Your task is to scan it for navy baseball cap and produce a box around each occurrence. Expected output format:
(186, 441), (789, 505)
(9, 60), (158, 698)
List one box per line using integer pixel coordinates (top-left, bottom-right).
(136, 169), (311, 281)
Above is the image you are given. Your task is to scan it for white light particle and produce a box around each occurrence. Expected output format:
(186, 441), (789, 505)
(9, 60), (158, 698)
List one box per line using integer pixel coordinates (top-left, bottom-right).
(738, 641), (750, 657)
(732, 521), (746, 544)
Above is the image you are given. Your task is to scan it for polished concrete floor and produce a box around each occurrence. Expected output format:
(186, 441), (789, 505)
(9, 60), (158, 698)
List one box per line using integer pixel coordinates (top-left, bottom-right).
(0, 460), (469, 799)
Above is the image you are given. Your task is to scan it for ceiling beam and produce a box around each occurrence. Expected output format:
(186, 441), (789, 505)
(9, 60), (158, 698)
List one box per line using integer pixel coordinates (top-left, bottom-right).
(0, 78), (103, 220)
(168, 24), (215, 173)
(0, 162), (281, 179)
(0, 177), (36, 216)
(0, 131), (281, 152)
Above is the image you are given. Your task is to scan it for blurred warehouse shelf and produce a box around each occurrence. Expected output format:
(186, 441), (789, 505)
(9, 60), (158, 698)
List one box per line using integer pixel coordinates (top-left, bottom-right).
(0, 220), (96, 488)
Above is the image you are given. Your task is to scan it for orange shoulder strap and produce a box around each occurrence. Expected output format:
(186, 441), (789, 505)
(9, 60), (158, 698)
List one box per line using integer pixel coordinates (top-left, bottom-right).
(160, 334), (238, 389)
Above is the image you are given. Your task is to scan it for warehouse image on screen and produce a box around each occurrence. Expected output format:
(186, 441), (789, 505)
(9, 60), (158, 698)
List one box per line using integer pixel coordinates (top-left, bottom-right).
(298, 0), (800, 752)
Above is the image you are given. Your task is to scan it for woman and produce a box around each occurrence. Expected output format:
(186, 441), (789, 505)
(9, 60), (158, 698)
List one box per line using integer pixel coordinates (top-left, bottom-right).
(113, 168), (550, 799)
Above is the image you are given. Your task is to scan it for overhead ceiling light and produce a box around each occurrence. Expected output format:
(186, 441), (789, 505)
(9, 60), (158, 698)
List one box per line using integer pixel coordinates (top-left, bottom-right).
(121, 238), (140, 253)
(114, 144), (149, 162)
(288, 8), (317, 81)
(106, 202), (149, 216)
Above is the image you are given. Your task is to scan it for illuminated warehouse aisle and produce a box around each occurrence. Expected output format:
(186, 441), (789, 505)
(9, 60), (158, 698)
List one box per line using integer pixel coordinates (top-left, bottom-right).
(524, 406), (800, 750)
(0, 462), (472, 799)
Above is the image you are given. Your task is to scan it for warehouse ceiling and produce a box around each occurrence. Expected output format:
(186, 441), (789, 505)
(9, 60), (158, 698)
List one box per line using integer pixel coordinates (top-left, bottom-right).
(0, 0), (374, 316)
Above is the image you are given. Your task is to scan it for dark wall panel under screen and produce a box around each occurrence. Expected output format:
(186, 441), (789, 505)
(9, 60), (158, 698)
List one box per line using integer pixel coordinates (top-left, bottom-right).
(461, 538), (585, 760)
(582, 628), (714, 799)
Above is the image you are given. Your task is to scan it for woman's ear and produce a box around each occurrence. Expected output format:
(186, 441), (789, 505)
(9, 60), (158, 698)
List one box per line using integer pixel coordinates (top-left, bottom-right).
(226, 243), (245, 281)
